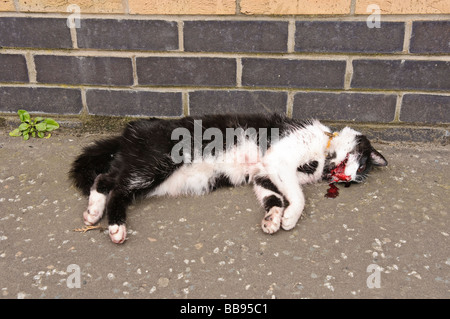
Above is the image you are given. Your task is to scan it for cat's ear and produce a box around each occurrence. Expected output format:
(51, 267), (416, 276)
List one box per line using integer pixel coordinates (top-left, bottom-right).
(370, 148), (388, 166)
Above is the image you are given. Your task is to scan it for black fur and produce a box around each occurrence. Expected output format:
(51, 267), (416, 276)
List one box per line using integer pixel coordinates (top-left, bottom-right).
(263, 195), (283, 212)
(70, 113), (387, 243)
(297, 160), (319, 174)
(70, 113), (299, 230)
(353, 135), (388, 182)
(253, 176), (281, 195)
(211, 174), (233, 191)
(69, 137), (121, 196)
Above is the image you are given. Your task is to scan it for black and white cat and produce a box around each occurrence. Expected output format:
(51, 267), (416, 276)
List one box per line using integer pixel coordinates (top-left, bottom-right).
(70, 113), (387, 244)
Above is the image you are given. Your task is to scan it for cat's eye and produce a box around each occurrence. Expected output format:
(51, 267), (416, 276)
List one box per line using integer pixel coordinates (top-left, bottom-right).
(357, 163), (366, 173)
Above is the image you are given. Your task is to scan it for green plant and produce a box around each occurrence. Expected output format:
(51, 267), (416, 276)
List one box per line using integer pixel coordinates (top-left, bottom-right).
(9, 110), (60, 140)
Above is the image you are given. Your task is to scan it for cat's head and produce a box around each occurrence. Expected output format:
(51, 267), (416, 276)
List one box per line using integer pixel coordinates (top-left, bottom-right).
(325, 127), (388, 183)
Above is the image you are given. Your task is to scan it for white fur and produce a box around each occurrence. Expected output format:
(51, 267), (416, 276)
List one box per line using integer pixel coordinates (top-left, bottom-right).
(84, 189), (106, 225)
(83, 119), (364, 241)
(255, 121), (329, 230)
(149, 141), (261, 197)
(262, 207), (283, 234)
(109, 224), (127, 244)
(345, 153), (360, 181)
(149, 162), (215, 196)
(253, 182), (280, 204)
(150, 121), (361, 234)
(328, 127), (359, 167)
(253, 182), (285, 233)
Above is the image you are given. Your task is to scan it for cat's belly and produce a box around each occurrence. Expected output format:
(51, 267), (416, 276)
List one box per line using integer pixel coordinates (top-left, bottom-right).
(149, 142), (262, 197)
(148, 160), (259, 197)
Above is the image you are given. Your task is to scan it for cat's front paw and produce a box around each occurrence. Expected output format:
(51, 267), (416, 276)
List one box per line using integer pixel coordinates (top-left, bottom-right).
(109, 224), (127, 244)
(281, 214), (299, 230)
(280, 203), (303, 231)
(261, 207), (283, 234)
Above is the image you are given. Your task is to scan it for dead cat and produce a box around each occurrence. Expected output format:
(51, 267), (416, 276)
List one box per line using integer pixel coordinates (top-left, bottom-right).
(70, 113), (387, 244)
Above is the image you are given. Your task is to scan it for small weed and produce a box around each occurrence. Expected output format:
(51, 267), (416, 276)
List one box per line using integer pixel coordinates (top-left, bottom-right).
(9, 110), (60, 140)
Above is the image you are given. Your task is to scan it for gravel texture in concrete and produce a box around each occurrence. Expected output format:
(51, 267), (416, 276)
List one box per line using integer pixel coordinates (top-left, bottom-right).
(0, 129), (449, 299)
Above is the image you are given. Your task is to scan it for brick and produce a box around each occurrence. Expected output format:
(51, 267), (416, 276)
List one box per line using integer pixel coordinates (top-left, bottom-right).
(331, 124), (449, 144)
(0, 17), (72, 49)
(295, 21), (404, 53)
(352, 60), (450, 91)
(86, 89), (182, 117)
(293, 92), (396, 122)
(0, 86), (82, 114)
(0, 0), (15, 11)
(241, 0), (350, 15)
(129, 0), (235, 14)
(184, 21), (288, 53)
(136, 57), (236, 87)
(17, 0), (124, 13)
(189, 90), (287, 115)
(355, 0), (450, 14)
(77, 19), (178, 51)
(0, 54), (28, 83)
(410, 21), (450, 54)
(242, 59), (346, 89)
(401, 94), (450, 124)
(35, 55), (133, 86)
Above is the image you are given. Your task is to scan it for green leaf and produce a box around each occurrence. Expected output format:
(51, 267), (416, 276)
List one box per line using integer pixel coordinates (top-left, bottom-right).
(38, 131), (45, 138)
(44, 133), (52, 139)
(9, 128), (22, 137)
(18, 110), (31, 123)
(19, 123), (29, 131)
(34, 117), (44, 123)
(44, 118), (59, 132)
(32, 131), (36, 138)
(23, 133), (30, 141)
(35, 122), (47, 132)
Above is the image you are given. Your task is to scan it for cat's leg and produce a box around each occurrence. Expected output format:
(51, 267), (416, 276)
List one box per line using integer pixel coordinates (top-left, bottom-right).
(105, 188), (132, 244)
(273, 172), (305, 231)
(104, 166), (161, 244)
(259, 164), (305, 231)
(83, 174), (115, 226)
(104, 157), (179, 243)
(253, 176), (288, 234)
(281, 189), (305, 230)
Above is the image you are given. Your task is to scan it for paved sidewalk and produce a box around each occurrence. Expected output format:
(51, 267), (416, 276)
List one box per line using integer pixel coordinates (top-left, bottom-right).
(0, 128), (449, 298)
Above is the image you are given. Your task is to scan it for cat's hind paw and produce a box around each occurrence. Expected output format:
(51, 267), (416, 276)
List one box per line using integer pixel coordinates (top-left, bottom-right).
(83, 209), (102, 226)
(109, 224), (127, 244)
(261, 207), (283, 234)
(83, 190), (106, 225)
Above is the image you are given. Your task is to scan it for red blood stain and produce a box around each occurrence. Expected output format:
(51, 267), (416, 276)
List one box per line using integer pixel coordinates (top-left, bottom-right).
(325, 183), (339, 199)
(324, 154), (352, 198)
(328, 155), (351, 183)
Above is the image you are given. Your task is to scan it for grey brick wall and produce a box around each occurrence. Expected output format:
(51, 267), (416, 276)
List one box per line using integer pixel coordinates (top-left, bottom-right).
(0, 16), (449, 126)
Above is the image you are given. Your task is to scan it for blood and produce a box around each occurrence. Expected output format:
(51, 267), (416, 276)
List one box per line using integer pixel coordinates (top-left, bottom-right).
(324, 181), (352, 199)
(324, 154), (352, 199)
(325, 183), (340, 199)
(326, 155), (351, 183)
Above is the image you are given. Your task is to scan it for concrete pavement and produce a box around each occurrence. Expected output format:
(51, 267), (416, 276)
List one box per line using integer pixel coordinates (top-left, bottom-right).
(0, 126), (449, 298)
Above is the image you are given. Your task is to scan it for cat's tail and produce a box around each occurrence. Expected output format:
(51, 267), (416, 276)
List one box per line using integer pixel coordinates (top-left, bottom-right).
(69, 136), (122, 196)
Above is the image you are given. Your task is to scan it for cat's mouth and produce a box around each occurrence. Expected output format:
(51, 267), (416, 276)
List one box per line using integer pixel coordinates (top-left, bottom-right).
(326, 154), (351, 183)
